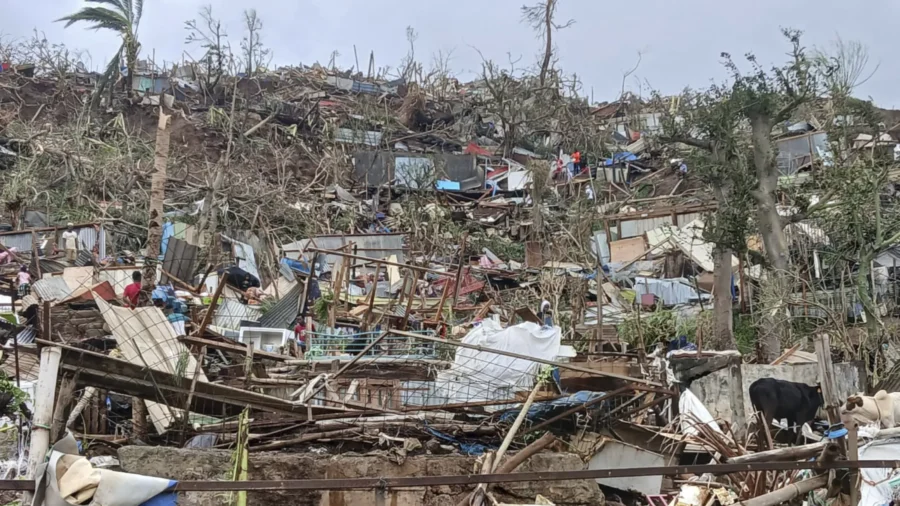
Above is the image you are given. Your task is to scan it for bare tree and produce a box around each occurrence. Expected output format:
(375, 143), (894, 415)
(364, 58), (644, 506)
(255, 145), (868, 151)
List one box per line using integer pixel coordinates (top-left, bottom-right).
(185, 5), (231, 97)
(241, 9), (270, 77)
(520, 0), (574, 86)
(813, 36), (879, 98)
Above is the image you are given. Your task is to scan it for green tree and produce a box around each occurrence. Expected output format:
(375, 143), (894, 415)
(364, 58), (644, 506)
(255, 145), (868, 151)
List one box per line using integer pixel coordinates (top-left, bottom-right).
(57, 0), (144, 106)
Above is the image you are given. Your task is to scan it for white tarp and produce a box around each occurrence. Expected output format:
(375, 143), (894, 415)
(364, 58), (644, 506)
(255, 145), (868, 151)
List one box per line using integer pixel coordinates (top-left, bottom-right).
(33, 432), (174, 506)
(859, 439), (900, 506)
(434, 320), (561, 405)
(633, 276), (711, 305)
(679, 388), (723, 436)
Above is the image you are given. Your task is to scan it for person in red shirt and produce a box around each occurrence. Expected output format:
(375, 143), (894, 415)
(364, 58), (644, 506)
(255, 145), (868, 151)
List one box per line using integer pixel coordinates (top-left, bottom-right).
(293, 318), (315, 357)
(123, 271), (142, 308)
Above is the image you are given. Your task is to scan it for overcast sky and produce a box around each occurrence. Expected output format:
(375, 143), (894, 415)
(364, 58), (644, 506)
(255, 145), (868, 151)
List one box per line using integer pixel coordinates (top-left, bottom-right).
(3, 0), (899, 106)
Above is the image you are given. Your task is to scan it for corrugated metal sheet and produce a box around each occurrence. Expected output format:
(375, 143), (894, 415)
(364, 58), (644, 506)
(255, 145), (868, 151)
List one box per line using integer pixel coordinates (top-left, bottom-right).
(160, 237), (199, 285)
(214, 298), (263, 330)
(32, 277), (73, 302)
(675, 213), (704, 227)
(231, 239), (259, 280)
(282, 234), (406, 270)
(354, 152), (482, 189)
(1, 346), (40, 381)
(258, 282), (302, 330)
(74, 250), (93, 267)
(0, 233), (32, 251)
(619, 216), (673, 238)
(0, 225), (107, 257)
(16, 326), (36, 344)
(336, 128), (382, 146)
(75, 226), (107, 257)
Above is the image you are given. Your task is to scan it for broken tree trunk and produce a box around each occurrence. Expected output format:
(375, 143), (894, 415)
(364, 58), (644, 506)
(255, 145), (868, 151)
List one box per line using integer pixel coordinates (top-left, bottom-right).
(712, 247), (736, 350)
(723, 441), (828, 464)
(740, 474), (827, 506)
(142, 109), (172, 293)
(66, 387), (98, 429)
(464, 381), (543, 506)
(457, 432), (557, 506)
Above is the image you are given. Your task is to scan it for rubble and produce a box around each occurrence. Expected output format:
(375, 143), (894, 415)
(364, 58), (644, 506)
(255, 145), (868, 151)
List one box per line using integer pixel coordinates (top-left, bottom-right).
(2, 17), (900, 506)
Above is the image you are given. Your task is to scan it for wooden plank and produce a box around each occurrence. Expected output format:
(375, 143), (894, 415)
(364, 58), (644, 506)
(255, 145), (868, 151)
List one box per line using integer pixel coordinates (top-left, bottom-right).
(609, 237), (647, 263)
(525, 241), (542, 269)
(31, 339), (353, 419)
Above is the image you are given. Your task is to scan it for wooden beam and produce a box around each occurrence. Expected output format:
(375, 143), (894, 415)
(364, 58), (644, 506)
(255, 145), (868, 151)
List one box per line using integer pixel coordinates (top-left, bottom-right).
(194, 273), (227, 337)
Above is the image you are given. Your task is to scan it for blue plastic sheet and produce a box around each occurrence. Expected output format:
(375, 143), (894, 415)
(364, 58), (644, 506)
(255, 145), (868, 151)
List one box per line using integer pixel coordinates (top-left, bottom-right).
(499, 391), (609, 424)
(281, 257), (310, 275)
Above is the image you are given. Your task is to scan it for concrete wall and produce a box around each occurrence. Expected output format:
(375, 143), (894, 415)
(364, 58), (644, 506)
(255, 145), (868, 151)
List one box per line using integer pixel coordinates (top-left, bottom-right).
(118, 447), (602, 506)
(690, 361), (866, 435)
(40, 305), (108, 342)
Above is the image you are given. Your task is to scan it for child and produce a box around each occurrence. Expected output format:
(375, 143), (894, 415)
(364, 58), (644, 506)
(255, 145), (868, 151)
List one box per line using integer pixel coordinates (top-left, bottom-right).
(17, 266), (31, 297)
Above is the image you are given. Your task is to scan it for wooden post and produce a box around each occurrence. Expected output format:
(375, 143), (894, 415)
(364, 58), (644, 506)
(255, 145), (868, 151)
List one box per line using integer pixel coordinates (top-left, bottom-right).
(815, 334), (841, 426)
(361, 265), (383, 331)
(195, 273), (227, 337)
(452, 234), (468, 309)
(50, 375), (76, 443)
(27, 346), (61, 480)
(181, 345), (207, 442)
(41, 301), (51, 342)
(848, 422), (860, 506)
(299, 252), (320, 319)
(400, 270), (421, 331)
(31, 230), (41, 279)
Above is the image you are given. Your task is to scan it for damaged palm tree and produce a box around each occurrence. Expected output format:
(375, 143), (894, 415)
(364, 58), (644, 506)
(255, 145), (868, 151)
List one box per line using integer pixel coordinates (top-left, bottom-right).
(142, 109), (171, 292)
(58, 0), (144, 108)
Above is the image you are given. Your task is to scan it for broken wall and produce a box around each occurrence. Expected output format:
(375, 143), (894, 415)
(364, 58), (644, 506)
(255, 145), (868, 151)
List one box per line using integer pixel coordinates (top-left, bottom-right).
(117, 447), (602, 506)
(690, 361), (866, 437)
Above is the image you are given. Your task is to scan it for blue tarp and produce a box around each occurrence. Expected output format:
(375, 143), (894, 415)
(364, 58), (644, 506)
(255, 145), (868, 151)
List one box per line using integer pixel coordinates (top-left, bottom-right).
(160, 221), (175, 259)
(603, 152), (638, 166)
(499, 391), (609, 424)
(435, 180), (461, 191)
(281, 257), (310, 275)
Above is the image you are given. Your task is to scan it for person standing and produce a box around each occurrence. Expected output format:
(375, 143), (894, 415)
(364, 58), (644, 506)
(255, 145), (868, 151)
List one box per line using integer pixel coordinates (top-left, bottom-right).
(16, 266), (31, 298)
(123, 271), (142, 309)
(293, 318), (311, 358)
(61, 223), (79, 262)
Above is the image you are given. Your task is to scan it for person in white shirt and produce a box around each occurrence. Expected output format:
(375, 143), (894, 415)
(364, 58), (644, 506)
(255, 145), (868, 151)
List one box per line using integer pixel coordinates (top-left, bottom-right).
(61, 223), (79, 262)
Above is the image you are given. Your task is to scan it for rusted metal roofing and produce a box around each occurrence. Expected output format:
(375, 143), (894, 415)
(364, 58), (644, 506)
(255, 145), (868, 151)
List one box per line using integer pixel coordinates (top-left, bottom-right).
(32, 277), (73, 302)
